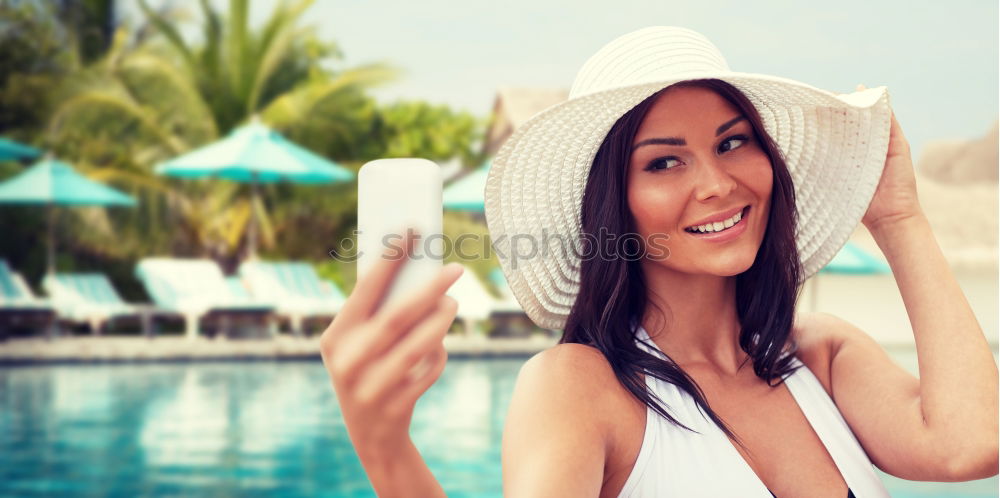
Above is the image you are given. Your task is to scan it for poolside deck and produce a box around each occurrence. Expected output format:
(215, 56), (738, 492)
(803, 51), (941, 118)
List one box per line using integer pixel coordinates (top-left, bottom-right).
(0, 333), (560, 365)
(1, 317), (996, 367)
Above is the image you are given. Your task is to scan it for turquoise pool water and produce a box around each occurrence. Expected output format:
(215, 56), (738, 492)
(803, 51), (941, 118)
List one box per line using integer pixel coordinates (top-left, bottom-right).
(0, 359), (995, 497)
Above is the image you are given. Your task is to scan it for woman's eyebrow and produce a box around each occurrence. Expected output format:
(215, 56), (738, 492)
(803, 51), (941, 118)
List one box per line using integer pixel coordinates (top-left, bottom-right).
(714, 115), (745, 136)
(630, 116), (746, 152)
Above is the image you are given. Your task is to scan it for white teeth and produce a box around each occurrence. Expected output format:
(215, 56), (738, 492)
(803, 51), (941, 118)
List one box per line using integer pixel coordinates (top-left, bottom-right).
(687, 208), (744, 233)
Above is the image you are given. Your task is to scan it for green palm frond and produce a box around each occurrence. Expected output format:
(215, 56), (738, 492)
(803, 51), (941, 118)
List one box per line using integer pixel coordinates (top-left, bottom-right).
(137, 0), (197, 71)
(261, 62), (401, 127)
(33, 0), (483, 268)
(48, 89), (187, 155)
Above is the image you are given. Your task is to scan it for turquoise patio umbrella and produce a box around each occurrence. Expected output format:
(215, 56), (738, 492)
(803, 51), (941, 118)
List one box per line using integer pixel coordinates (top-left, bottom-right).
(809, 240), (890, 311)
(819, 240), (891, 275)
(0, 156), (136, 274)
(0, 137), (41, 162)
(155, 117), (354, 257)
(444, 160), (490, 211)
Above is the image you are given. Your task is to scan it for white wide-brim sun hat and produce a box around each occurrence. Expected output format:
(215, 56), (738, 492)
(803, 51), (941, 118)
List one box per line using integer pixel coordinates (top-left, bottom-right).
(483, 26), (893, 331)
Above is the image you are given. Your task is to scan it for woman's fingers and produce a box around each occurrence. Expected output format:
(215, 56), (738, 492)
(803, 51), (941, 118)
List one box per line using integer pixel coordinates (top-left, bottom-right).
(324, 320), (380, 389)
(325, 264), (462, 390)
(334, 228), (418, 327)
(387, 345), (449, 417)
(366, 263), (462, 354)
(834, 83), (867, 98)
(352, 295), (458, 409)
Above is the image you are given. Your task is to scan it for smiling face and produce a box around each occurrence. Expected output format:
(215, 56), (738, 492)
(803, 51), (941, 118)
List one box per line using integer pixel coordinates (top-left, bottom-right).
(627, 85), (773, 277)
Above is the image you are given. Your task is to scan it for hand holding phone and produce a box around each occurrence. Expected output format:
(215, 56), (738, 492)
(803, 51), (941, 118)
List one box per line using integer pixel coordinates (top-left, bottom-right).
(320, 230), (461, 497)
(356, 158), (444, 311)
(319, 159), (460, 496)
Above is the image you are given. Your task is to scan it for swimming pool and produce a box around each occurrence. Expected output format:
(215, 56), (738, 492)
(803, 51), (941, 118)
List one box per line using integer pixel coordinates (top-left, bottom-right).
(0, 359), (996, 497)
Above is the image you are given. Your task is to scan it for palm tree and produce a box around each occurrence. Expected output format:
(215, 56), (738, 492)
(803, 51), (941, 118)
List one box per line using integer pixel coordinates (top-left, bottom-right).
(46, 0), (400, 266)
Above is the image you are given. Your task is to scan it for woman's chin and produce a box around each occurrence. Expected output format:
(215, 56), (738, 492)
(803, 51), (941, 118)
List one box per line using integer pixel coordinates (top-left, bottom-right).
(698, 254), (757, 276)
(645, 254), (756, 277)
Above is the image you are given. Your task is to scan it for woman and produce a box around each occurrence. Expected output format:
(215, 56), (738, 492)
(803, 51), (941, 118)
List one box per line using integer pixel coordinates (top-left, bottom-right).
(319, 27), (999, 497)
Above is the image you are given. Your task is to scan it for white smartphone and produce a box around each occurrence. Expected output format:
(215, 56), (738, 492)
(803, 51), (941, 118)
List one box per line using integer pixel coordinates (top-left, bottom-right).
(357, 158), (444, 311)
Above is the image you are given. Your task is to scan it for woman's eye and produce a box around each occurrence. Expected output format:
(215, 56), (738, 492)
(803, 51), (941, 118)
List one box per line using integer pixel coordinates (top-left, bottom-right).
(644, 157), (681, 172)
(719, 134), (750, 153)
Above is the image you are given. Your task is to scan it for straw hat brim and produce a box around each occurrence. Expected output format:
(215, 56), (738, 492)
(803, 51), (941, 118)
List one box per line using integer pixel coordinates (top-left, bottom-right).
(484, 71), (893, 330)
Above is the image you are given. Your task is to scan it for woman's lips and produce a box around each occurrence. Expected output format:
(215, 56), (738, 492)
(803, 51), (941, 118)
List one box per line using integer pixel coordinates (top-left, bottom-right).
(684, 205), (751, 242)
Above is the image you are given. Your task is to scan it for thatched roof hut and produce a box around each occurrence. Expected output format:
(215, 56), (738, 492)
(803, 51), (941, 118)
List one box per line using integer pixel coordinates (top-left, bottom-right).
(482, 87), (568, 156)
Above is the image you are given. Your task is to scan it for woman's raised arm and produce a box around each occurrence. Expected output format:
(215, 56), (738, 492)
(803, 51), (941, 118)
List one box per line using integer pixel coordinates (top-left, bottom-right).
(320, 231), (462, 497)
(816, 99), (999, 481)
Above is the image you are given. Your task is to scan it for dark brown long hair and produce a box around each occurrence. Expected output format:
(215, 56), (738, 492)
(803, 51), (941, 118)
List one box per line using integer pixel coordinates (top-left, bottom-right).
(559, 79), (804, 452)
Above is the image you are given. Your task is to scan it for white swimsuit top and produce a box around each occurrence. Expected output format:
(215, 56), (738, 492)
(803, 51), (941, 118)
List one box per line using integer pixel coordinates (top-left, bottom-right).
(616, 325), (891, 498)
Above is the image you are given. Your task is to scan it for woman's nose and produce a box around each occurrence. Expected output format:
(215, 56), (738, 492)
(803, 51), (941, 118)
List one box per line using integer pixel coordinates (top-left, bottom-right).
(693, 156), (738, 201)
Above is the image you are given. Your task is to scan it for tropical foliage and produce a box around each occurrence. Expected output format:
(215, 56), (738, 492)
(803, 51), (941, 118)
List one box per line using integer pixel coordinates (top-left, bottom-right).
(0, 0), (489, 298)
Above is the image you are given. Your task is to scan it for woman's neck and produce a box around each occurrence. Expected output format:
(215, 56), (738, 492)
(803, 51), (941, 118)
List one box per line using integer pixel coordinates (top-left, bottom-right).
(639, 266), (750, 376)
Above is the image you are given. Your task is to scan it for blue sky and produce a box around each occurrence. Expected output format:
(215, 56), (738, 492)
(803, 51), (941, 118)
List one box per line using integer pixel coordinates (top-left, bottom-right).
(127, 0), (999, 159)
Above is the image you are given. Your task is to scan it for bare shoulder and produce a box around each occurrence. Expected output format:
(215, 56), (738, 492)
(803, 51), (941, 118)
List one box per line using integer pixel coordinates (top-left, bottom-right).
(790, 311), (844, 398)
(792, 313), (951, 480)
(514, 342), (626, 429)
(791, 310), (899, 397)
(502, 343), (626, 497)
(524, 343), (619, 386)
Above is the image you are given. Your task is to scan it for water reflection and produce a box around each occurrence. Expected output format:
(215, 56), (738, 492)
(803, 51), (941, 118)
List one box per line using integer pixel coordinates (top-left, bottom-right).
(140, 368), (231, 467)
(0, 356), (995, 497)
